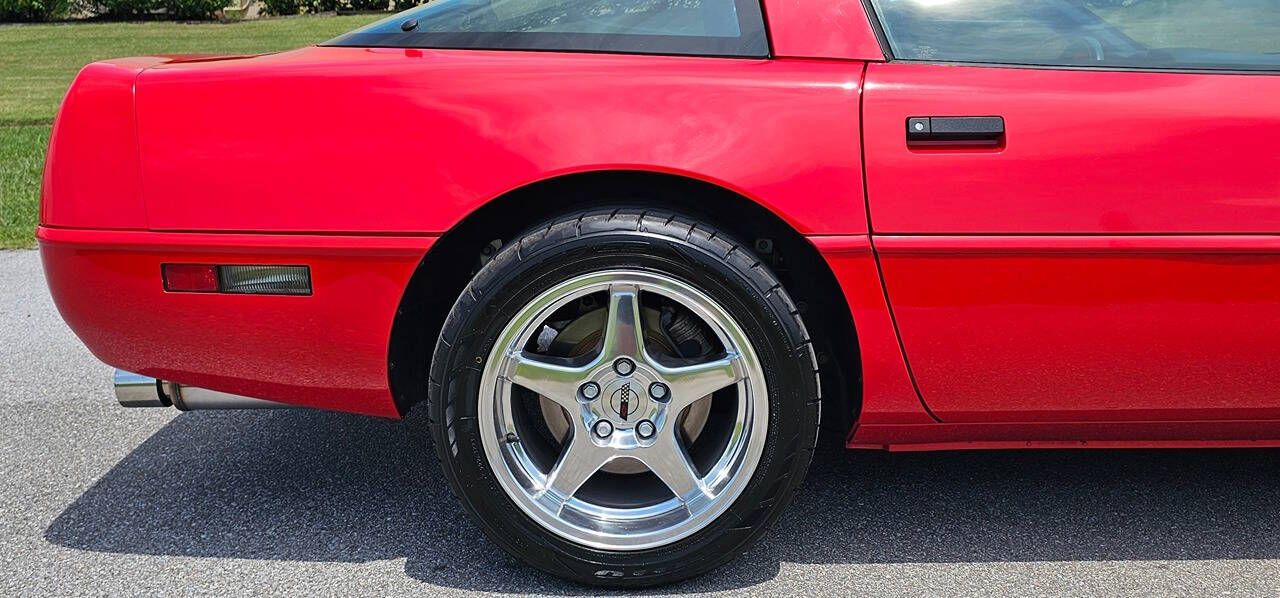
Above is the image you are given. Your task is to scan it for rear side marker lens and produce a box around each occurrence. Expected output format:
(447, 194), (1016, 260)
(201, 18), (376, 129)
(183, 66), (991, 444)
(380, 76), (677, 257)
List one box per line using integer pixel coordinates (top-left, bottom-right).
(162, 264), (219, 292)
(162, 264), (311, 296)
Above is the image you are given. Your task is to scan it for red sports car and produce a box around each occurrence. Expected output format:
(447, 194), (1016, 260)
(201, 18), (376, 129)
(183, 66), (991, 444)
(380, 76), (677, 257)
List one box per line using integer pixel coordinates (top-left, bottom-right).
(39, 0), (1280, 587)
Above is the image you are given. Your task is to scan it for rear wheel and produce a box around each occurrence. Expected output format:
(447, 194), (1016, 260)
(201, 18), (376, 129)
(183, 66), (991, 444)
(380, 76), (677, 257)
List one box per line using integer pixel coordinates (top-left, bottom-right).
(428, 209), (820, 587)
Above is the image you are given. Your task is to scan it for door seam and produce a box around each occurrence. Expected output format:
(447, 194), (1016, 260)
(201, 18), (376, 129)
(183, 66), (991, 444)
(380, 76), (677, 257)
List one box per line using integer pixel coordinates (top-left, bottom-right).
(857, 61), (942, 423)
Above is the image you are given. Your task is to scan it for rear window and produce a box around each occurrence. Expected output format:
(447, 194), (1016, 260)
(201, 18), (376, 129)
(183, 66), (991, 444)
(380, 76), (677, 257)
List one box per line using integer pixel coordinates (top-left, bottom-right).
(867, 0), (1280, 72)
(324, 0), (769, 58)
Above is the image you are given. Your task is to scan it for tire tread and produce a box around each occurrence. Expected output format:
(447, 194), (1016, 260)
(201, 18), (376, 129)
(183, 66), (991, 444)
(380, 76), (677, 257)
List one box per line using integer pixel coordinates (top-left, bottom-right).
(425, 208), (821, 587)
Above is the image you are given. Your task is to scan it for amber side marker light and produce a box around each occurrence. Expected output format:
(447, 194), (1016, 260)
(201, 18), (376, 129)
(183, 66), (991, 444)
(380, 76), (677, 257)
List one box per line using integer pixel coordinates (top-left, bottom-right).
(162, 264), (311, 296)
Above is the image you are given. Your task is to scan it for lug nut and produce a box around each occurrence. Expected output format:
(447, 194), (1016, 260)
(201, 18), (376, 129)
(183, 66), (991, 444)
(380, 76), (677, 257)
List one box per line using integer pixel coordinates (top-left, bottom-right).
(580, 382), (600, 400)
(636, 420), (656, 439)
(649, 382), (669, 401)
(593, 419), (614, 439)
(614, 358), (635, 376)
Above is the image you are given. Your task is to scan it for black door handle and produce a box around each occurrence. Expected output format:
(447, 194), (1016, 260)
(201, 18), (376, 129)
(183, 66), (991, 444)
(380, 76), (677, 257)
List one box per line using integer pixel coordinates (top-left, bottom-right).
(907, 116), (1005, 143)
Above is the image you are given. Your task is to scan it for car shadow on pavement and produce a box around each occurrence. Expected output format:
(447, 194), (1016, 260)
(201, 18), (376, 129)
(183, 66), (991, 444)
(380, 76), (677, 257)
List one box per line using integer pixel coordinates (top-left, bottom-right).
(45, 409), (1280, 594)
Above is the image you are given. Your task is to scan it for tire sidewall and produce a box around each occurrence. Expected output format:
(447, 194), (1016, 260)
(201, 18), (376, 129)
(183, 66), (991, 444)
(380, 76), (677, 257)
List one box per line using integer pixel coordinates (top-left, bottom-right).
(431, 223), (815, 586)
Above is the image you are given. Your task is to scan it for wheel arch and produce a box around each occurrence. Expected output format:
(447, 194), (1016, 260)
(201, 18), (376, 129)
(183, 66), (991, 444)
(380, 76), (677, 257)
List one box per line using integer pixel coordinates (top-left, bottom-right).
(388, 170), (862, 435)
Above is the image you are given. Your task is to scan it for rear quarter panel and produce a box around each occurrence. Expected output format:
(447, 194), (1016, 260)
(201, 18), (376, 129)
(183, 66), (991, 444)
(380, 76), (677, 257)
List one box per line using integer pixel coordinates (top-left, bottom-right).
(41, 58), (168, 229)
(39, 227), (430, 417)
(134, 47), (869, 236)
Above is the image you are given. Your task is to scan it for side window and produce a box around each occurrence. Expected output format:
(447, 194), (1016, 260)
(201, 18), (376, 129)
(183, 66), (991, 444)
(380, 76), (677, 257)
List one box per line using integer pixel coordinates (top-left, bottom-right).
(326, 0), (768, 58)
(867, 0), (1280, 72)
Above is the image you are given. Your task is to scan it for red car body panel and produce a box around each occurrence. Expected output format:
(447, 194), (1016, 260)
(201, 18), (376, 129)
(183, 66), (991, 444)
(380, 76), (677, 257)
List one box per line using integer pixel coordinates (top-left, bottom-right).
(762, 0), (884, 61)
(39, 227), (430, 417)
(861, 62), (1280, 430)
(848, 421), (1280, 452)
(40, 58), (166, 229)
(130, 48), (867, 236)
(37, 1), (1280, 449)
(809, 236), (935, 426)
(862, 63), (1280, 234)
(875, 236), (1280, 424)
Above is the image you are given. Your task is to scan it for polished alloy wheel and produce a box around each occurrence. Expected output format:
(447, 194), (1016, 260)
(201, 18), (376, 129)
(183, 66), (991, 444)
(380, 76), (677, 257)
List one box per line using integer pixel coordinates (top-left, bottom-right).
(478, 270), (769, 550)
(430, 209), (820, 585)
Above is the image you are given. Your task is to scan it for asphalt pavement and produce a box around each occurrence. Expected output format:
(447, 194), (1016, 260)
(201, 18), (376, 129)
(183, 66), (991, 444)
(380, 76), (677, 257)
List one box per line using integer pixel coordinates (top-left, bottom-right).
(3, 248), (1280, 597)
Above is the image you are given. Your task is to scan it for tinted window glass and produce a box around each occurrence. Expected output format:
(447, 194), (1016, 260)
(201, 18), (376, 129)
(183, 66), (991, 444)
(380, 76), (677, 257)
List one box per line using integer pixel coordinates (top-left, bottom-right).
(868, 0), (1280, 71)
(325, 0), (768, 57)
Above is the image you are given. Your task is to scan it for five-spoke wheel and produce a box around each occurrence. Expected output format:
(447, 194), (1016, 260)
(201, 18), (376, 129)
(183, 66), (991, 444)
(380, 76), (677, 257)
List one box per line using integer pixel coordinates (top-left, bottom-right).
(428, 209), (820, 586)
(481, 272), (767, 550)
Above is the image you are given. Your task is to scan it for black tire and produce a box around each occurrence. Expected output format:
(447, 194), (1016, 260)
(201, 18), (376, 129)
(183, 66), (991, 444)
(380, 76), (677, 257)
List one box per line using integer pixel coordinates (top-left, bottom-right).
(427, 208), (820, 587)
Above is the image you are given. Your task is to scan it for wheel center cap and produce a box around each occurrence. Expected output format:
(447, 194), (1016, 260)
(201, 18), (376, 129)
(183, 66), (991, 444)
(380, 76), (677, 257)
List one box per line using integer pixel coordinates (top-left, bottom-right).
(607, 381), (639, 421)
(601, 377), (652, 424)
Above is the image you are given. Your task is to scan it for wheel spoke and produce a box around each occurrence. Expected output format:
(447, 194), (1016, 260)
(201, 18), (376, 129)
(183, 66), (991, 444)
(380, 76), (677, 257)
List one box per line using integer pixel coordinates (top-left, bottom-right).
(600, 283), (646, 360)
(539, 434), (612, 510)
(505, 351), (587, 410)
(481, 270), (770, 549)
(641, 433), (707, 507)
(659, 353), (746, 412)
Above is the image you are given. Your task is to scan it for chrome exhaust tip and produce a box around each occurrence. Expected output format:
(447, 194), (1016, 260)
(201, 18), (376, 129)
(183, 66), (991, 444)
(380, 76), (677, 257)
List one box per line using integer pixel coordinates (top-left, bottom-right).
(113, 369), (291, 410)
(113, 370), (169, 408)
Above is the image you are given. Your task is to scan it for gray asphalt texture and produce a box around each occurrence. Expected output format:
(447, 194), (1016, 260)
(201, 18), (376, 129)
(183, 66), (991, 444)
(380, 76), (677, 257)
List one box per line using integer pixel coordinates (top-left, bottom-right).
(3, 248), (1280, 597)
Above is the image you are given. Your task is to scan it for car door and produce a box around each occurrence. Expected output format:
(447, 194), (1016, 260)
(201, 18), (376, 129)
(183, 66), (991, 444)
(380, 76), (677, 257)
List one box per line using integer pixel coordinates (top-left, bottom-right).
(861, 0), (1280, 423)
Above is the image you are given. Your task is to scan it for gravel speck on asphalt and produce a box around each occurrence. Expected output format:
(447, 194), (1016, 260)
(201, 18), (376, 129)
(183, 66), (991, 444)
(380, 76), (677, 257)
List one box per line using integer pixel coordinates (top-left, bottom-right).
(3, 248), (1280, 597)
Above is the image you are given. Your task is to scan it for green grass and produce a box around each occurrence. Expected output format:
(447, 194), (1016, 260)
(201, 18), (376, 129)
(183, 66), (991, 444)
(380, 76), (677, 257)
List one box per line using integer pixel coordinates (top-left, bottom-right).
(0, 125), (48, 248)
(0, 15), (381, 248)
(0, 16), (382, 126)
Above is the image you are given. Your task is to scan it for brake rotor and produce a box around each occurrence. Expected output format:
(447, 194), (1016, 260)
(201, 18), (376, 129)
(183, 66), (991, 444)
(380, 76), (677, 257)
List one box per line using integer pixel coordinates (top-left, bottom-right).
(538, 307), (712, 475)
